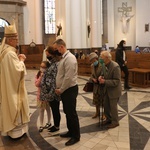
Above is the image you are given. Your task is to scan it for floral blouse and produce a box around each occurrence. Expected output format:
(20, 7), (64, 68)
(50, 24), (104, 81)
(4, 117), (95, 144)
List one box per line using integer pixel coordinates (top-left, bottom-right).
(40, 59), (60, 101)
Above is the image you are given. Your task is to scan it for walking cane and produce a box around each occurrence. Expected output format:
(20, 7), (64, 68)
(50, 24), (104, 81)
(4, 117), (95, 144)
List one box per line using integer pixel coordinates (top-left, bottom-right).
(101, 87), (104, 128)
(99, 104), (101, 126)
(101, 95), (104, 128)
(98, 58), (106, 129)
(99, 85), (104, 128)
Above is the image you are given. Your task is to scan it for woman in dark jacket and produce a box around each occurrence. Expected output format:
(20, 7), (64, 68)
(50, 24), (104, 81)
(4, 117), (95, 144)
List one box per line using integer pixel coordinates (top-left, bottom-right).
(115, 40), (131, 89)
(40, 46), (62, 132)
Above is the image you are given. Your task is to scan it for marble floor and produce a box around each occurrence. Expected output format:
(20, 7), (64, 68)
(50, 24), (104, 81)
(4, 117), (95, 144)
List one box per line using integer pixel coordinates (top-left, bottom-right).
(0, 69), (150, 150)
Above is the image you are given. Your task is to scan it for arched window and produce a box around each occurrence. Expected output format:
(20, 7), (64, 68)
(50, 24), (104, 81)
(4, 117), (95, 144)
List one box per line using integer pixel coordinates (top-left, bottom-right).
(44, 0), (56, 34)
(0, 18), (9, 43)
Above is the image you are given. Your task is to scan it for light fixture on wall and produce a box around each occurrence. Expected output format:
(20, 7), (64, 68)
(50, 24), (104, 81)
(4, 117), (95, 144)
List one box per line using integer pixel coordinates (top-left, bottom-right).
(87, 21), (91, 38)
(30, 39), (36, 47)
(56, 23), (62, 37)
(123, 38), (127, 41)
(145, 23), (149, 32)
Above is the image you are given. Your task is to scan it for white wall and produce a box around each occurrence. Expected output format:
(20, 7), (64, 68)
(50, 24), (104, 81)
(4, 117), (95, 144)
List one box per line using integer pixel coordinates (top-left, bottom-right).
(136, 0), (150, 47)
(22, 0), (150, 48)
(114, 0), (136, 49)
(107, 0), (115, 49)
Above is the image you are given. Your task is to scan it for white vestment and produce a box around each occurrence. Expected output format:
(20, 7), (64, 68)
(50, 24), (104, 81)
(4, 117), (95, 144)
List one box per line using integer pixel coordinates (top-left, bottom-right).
(0, 44), (30, 138)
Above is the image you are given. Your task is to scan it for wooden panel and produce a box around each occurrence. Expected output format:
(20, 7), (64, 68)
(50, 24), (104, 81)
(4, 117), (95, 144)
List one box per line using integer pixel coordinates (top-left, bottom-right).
(20, 44), (45, 54)
(110, 51), (150, 69)
(138, 61), (150, 69)
(20, 44), (45, 69)
(78, 59), (91, 76)
(129, 68), (150, 87)
(110, 51), (150, 87)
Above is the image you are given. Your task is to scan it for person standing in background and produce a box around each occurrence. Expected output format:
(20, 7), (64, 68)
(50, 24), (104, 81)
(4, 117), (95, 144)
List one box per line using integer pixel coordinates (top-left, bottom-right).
(135, 46), (141, 53)
(0, 21), (30, 138)
(54, 39), (80, 146)
(115, 40), (131, 90)
(74, 49), (79, 59)
(79, 50), (85, 59)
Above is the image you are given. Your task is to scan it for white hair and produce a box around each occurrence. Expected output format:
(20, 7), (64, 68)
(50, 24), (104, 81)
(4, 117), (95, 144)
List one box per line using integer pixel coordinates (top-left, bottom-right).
(101, 51), (112, 60)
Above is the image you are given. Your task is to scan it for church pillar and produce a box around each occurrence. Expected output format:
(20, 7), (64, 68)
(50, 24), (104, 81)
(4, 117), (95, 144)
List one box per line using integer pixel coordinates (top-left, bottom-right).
(68, 0), (82, 48)
(56, 0), (87, 49)
(86, 0), (91, 48)
(67, 0), (87, 49)
(34, 0), (42, 44)
(90, 0), (102, 48)
(107, 0), (115, 48)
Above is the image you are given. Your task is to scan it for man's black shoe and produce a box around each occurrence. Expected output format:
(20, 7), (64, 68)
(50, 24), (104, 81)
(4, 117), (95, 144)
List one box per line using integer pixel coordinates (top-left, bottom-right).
(107, 123), (119, 129)
(60, 132), (72, 138)
(102, 120), (111, 125)
(124, 86), (132, 90)
(65, 138), (80, 146)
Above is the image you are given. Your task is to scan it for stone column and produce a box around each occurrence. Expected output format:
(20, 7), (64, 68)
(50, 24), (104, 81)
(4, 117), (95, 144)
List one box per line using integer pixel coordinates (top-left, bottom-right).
(107, 0), (114, 48)
(56, 0), (87, 49)
(34, 0), (42, 44)
(67, 0), (86, 48)
(90, 0), (102, 48)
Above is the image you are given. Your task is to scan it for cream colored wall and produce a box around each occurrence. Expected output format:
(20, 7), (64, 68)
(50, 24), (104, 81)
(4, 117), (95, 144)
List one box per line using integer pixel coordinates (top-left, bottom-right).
(22, 0), (150, 48)
(113, 0), (136, 49)
(136, 0), (150, 47)
(108, 0), (150, 49)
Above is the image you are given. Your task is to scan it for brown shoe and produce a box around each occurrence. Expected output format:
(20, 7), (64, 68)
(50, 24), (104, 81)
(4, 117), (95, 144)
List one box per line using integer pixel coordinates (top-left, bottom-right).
(107, 123), (119, 129)
(101, 115), (106, 121)
(92, 113), (99, 119)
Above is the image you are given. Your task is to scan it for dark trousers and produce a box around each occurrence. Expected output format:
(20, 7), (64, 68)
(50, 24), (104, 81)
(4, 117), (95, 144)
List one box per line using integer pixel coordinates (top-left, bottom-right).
(49, 100), (61, 127)
(121, 65), (129, 87)
(61, 85), (80, 139)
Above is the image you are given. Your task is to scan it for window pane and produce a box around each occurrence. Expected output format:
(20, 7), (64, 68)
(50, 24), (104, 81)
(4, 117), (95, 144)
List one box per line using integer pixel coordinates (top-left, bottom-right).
(44, 0), (55, 34)
(0, 18), (9, 43)
(0, 18), (9, 27)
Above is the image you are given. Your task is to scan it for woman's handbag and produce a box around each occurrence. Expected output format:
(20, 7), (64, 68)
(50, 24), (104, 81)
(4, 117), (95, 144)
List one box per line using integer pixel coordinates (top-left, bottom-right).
(83, 82), (93, 92)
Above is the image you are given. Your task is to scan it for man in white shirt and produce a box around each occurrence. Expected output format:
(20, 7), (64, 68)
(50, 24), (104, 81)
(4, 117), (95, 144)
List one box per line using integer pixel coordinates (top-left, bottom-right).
(54, 39), (80, 146)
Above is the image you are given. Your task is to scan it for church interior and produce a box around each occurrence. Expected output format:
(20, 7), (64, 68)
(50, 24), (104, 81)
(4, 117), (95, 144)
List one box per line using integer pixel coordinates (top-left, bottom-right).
(0, 0), (150, 150)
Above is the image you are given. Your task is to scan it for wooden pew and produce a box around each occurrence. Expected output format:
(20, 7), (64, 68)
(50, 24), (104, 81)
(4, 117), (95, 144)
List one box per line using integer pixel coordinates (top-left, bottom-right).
(111, 51), (150, 87)
(129, 68), (150, 87)
(78, 51), (150, 87)
(78, 59), (91, 76)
